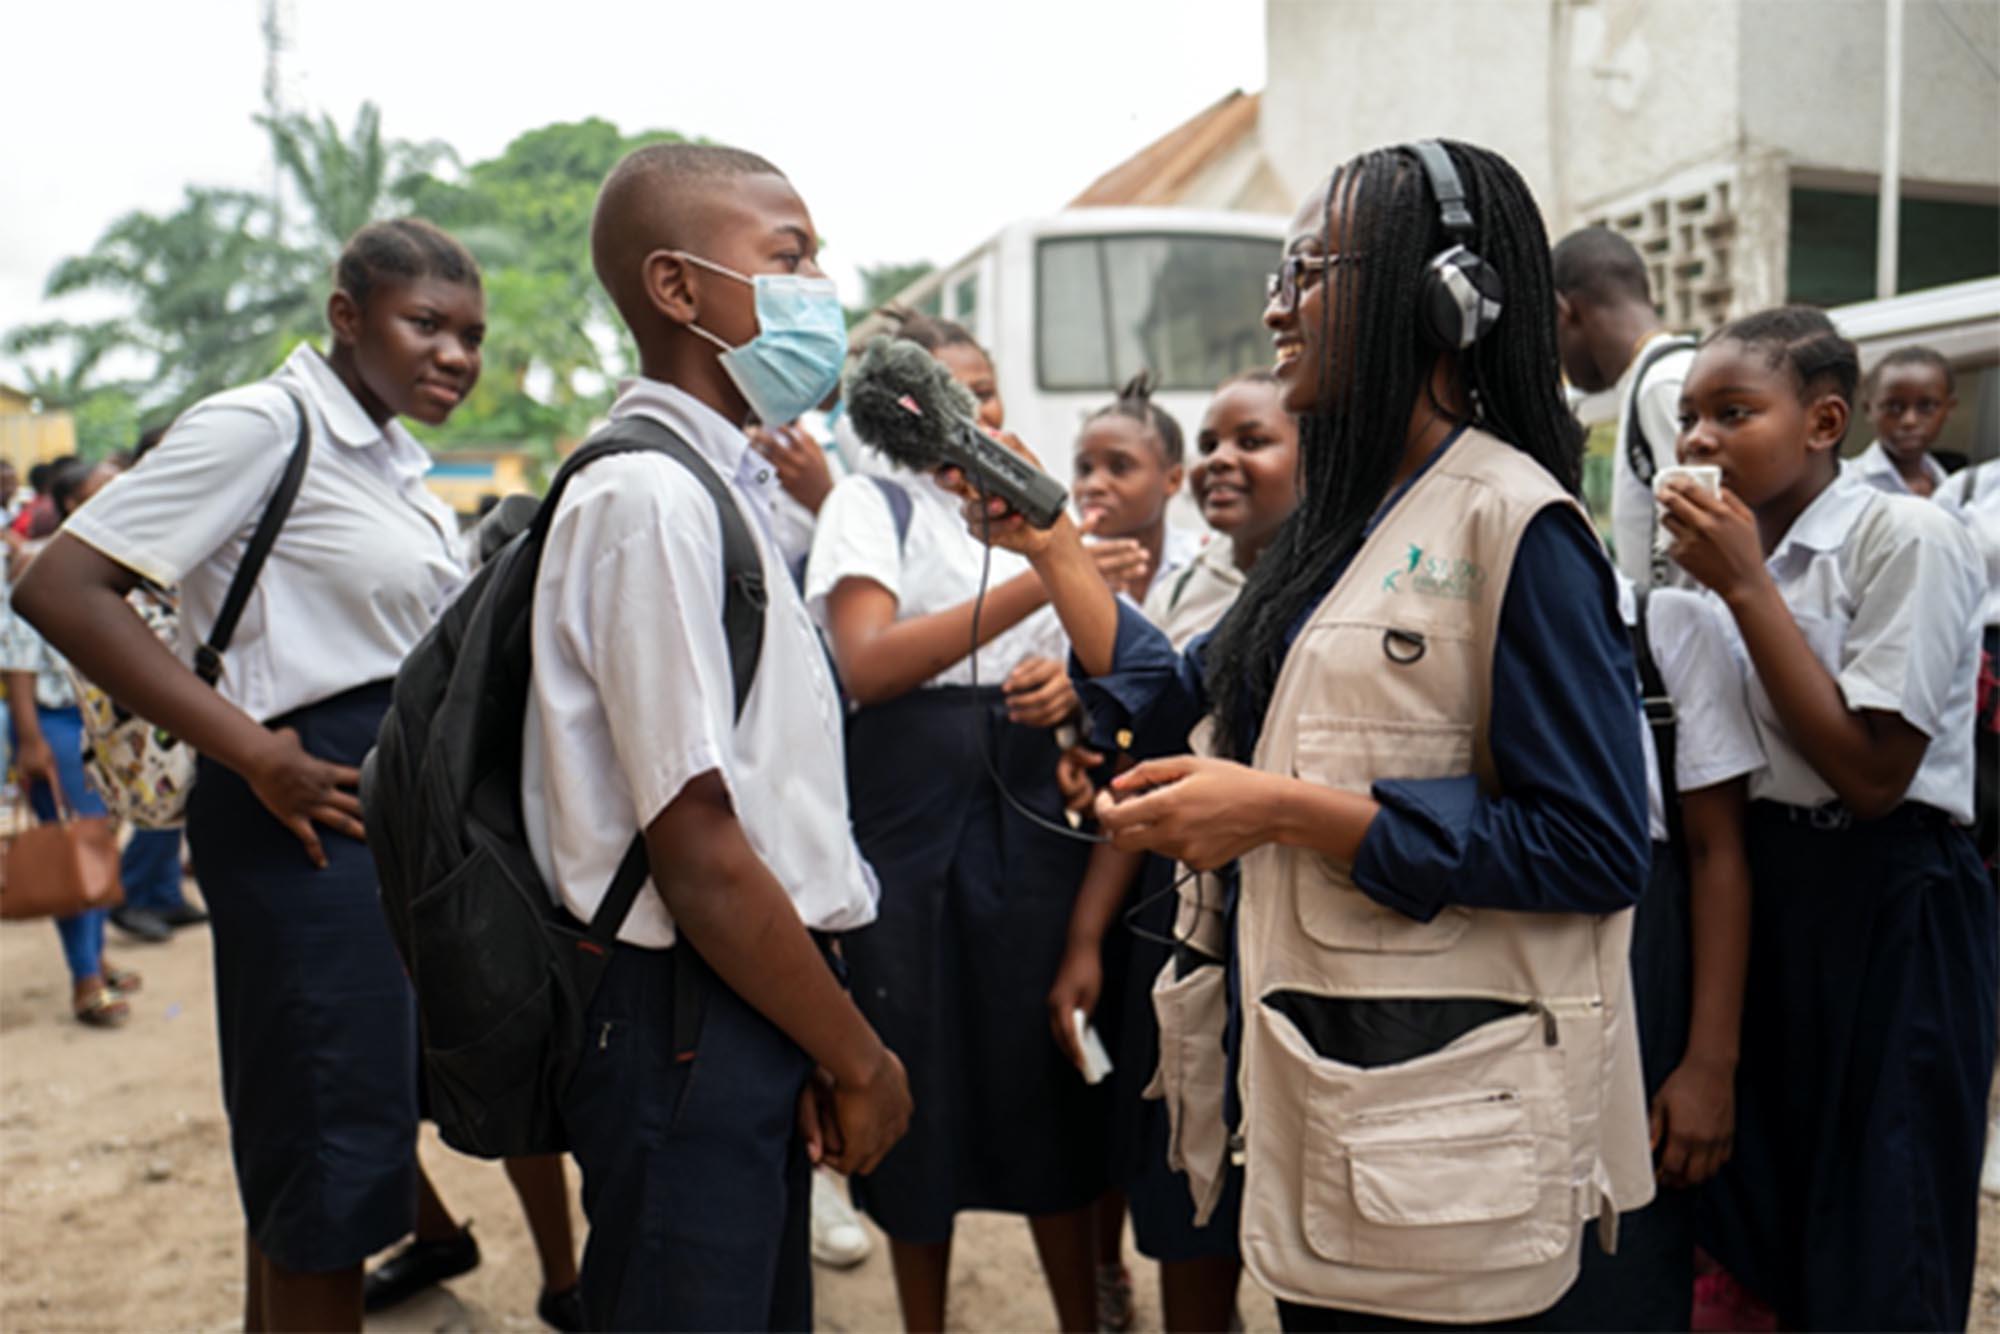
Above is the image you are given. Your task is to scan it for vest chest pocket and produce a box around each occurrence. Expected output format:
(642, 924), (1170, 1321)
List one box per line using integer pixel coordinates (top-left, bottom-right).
(1288, 718), (1475, 952)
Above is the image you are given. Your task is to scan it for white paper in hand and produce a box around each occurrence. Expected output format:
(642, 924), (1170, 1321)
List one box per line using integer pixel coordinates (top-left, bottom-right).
(1072, 1008), (1113, 1085)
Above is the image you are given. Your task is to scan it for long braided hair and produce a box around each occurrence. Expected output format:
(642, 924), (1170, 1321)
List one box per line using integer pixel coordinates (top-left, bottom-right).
(1204, 141), (1582, 761)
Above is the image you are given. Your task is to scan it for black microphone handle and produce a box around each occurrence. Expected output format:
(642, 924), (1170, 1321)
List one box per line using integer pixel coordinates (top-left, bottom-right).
(938, 422), (1070, 529)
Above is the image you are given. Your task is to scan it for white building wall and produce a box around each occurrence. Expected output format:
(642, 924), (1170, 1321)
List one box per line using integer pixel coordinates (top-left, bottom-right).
(1261, 0), (1559, 206)
(1738, 0), (2000, 187)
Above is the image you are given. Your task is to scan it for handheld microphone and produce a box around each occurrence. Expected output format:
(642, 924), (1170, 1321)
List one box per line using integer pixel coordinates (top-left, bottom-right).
(844, 336), (1070, 529)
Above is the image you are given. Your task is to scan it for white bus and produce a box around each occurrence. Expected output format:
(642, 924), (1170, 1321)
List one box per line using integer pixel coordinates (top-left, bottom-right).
(854, 207), (1290, 512)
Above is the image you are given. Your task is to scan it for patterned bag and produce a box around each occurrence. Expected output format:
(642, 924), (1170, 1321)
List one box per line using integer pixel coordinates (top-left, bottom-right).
(70, 590), (195, 829)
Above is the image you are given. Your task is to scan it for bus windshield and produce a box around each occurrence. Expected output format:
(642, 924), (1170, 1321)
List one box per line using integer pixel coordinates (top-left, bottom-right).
(1036, 232), (1281, 392)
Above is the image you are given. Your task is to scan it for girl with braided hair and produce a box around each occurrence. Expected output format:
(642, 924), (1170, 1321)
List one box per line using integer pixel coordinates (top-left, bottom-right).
(1663, 306), (1992, 1330)
(950, 140), (1653, 1328)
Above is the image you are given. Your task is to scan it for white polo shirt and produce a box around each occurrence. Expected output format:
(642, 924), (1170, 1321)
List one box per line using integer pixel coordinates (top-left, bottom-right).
(1840, 440), (1950, 498)
(64, 342), (465, 722)
(1937, 461), (2000, 627)
(520, 378), (878, 949)
(803, 469), (1068, 688)
(1718, 482), (1982, 823)
(1608, 333), (1697, 589)
(1617, 579), (1765, 841)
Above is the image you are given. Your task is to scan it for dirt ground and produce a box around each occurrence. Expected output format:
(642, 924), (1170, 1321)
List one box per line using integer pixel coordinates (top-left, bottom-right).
(1, 896), (1994, 1332)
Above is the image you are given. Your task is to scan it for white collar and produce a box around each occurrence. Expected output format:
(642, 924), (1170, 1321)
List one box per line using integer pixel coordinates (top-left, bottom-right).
(1854, 439), (1947, 493)
(609, 378), (752, 480)
(280, 343), (393, 451)
(1769, 479), (1875, 569)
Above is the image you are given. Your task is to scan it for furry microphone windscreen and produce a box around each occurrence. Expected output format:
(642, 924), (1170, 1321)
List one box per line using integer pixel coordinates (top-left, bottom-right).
(843, 335), (982, 471)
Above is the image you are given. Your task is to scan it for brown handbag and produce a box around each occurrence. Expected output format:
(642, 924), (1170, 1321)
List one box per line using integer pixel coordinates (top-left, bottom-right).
(0, 796), (124, 920)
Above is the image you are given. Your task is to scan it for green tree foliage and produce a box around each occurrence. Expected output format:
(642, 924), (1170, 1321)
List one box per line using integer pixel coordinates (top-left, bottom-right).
(845, 259), (937, 326)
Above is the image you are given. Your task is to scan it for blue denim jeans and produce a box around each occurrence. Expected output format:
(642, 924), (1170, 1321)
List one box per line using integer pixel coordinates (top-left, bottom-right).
(120, 828), (187, 914)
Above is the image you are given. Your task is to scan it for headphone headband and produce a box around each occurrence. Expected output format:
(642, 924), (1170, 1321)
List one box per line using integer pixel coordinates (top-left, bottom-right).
(1411, 140), (1474, 237)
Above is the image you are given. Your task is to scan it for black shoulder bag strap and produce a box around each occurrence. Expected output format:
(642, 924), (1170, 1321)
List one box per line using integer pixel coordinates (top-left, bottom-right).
(1622, 335), (1696, 489)
(194, 387), (312, 686)
(1630, 588), (1685, 863)
(562, 419), (770, 1055)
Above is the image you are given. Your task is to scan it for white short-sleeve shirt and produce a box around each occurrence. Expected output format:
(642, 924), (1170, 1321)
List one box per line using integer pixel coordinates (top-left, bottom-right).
(1617, 578), (1765, 841)
(520, 378), (878, 949)
(1840, 440), (1949, 499)
(1936, 462), (2000, 628)
(1609, 334), (1697, 589)
(63, 342), (465, 722)
(803, 470), (1068, 688)
(1718, 482), (1983, 822)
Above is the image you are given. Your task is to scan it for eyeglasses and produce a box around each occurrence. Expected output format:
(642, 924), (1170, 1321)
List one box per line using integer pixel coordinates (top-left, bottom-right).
(1265, 252), (1363, 313)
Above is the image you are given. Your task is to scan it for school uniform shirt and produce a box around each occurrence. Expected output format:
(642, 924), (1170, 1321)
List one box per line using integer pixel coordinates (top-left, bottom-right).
(1840, 439), (1950, 498)
(1618, 578), (1764, 841)
(1609, 333), (1697, 588)
(1720, 481), (1983, 823)
(804, 470), (1067, 687)
(1137, 526), (1203, 610)
(1937, 461), (2000, 627)
(520, 377), (878, 950)
(64, 342), (465, 723)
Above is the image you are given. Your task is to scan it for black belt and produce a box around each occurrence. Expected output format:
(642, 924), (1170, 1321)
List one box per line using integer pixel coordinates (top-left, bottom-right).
(1752, 799), (1959, 834)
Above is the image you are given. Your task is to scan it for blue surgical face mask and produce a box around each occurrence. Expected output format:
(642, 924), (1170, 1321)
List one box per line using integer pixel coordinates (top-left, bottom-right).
(677, 252), (846, 426)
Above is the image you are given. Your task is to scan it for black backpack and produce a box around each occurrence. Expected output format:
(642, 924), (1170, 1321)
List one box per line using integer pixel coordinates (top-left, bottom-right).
(362, 415), (767, 1159)
(1621, 335), (1697, 490)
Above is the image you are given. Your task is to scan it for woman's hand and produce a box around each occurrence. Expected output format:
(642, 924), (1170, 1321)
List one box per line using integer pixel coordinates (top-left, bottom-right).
(1093, 755), (1283, 870)
(12, 731), (60, 803)
(1054, 743), (1106, 812)
(1649, 1054), (1736, 1189)
(1084, 529), (1151, 596)
(1659, 483), (1770, 604)
(244, 727), (366, 870)
(1003, 656), (1078, 729)
(1046, 938), (1105, 1073)
(750, 424), (835, 515)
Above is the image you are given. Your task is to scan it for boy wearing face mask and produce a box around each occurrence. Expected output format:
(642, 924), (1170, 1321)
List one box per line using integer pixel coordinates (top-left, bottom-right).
(524, 142), (910, 1330)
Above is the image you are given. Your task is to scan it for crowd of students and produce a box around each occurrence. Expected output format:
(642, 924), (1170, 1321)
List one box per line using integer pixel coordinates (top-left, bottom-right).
(2, 132), (1993, 1334)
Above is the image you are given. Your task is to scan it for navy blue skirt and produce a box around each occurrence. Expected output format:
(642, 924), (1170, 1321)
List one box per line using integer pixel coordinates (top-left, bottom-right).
(187, 681), (417, 1273)
(842, 687), (1105, 1243)
(1700, 804), (1997, 1331)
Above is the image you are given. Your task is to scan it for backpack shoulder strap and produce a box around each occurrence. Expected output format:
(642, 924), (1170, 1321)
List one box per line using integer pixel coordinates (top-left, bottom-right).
(196, 386), (312, 686)
(1622, 335), (1696, 488)
(1166, 559), (1202, 615)
(1629, 588), (1685, 859)
(867, 474), (915, 552)
(560, 418), (770, 961)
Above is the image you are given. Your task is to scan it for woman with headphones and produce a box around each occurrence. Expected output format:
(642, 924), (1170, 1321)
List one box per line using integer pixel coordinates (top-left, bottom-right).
(954, 141), (1652, 1329)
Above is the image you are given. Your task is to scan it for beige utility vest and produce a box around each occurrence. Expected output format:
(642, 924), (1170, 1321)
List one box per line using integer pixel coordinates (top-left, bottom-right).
(1156, 429), (1653, 1322)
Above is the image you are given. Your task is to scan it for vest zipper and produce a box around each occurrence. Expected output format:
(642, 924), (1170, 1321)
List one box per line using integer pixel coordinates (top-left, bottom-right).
(1228, 1129), (1246, 1167)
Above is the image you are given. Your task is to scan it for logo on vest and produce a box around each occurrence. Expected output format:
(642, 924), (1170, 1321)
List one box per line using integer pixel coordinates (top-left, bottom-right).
(1383, 544), (1485, 599)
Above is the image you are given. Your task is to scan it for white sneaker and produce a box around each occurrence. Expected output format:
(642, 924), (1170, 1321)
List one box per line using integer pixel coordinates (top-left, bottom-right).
(810, 1169), (872, 1269)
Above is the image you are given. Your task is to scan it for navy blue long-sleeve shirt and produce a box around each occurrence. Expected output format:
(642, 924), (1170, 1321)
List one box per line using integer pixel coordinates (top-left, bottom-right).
(1075, 443), (1650, 921)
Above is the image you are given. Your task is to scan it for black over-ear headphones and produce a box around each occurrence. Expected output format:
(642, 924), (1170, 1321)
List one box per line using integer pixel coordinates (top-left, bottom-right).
(1410, 140), (1504, 350)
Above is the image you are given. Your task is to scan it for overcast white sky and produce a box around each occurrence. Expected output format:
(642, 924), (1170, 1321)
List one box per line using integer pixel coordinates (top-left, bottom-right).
(1, 0), (1267, 378)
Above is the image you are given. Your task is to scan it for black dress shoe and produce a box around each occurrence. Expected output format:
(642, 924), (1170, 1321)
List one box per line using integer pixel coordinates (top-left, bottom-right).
(109, 906), (172, 944)
(538, 1284), (587, 1332)
(363, 1225), (480, 1312)
(159, 903), (209, 929)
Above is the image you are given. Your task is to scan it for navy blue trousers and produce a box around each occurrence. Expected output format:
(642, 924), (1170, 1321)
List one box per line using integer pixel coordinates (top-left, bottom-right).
(1703, 805), (1997, 1331)
(561, 941), (814, 1332)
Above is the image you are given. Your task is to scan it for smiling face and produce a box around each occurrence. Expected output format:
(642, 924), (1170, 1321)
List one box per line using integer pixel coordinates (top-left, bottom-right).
(936, 341), (1004, 430)
(1264, 179), (1358, 416)
(337, 276), (486, 427)
(1865, 360), (1955, 466)
(1193, 378), (1299, 559)
(1072, 414), (1180, 537)
(1676, 337), (1847, 512)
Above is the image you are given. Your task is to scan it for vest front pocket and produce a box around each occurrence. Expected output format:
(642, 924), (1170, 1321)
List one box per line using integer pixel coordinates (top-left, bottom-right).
(1263, 999), (1573, 1274)
(1146, 957), (1232, 1224)
(1288, 717), (1476, 953)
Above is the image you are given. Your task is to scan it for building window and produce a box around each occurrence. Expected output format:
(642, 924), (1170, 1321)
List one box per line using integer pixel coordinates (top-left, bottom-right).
(1788, 187), (2000, 307)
